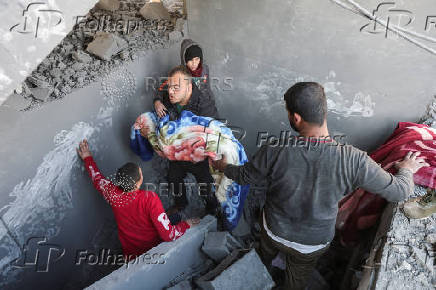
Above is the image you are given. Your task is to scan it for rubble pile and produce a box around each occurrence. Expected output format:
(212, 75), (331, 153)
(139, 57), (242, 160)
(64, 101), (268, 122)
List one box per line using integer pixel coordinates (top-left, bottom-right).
(359, 100), (436, 289)
(10, 0), (186, 111)
(368, 185), (435, 289)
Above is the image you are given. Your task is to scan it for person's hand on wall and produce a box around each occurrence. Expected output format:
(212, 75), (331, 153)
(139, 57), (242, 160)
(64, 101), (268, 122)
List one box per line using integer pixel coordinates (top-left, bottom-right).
(395, 151), (430, 173)
(211, 155), (228, 172)
(186, 218), (201, 227)
(77, 139), (92, 160)
(154, 100), (167, 118)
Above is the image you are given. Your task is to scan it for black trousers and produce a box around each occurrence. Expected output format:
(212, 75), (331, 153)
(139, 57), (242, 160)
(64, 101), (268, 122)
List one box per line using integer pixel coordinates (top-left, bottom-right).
(168, 159), (218, 212)
(258, 215), (329, 290)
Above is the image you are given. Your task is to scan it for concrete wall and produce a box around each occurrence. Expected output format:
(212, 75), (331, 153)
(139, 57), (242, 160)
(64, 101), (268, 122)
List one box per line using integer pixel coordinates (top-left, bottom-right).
(187, 0), (436, 152)
(0, 0), (99, 106)
(0, 45), (180, 289)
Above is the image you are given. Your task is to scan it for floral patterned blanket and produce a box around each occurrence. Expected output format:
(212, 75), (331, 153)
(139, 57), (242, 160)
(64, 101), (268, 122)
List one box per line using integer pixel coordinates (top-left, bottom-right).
(130, 110), (250, 230)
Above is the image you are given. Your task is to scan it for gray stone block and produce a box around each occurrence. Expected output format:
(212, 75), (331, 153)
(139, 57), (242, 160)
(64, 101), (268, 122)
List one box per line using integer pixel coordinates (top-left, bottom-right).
(30, 88), (53, 102)
(201, 231), (242, 263)
(140, 2), (171, 21)
(2, 93), (32, 110)
(86, 216), (217, 290)
(86, 32), (128, 61)
(96, 0), (120, 12)
(197, 249), (275, 290)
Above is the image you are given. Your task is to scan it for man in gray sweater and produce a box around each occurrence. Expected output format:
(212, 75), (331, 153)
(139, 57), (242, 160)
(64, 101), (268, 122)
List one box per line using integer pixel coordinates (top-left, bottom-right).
(212, 82), (429, 289)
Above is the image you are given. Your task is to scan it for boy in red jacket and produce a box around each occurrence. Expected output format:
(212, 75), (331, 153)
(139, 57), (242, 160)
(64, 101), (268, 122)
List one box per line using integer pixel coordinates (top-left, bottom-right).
(77, 139), (200, 261)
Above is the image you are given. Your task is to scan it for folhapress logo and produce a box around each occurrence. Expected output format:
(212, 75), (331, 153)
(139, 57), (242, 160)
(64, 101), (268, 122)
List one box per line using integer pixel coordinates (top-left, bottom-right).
(12, 237), (65, 272)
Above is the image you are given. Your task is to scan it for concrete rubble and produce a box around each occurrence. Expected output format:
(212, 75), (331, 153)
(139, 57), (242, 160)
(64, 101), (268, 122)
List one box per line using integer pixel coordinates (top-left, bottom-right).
(358, 185), (436, 290)
(140, 1), (172, 21)
(196, 249), (275, 290)
(96, 0), (121, 12)
(7, 0), (184, 111)
(202, 231), (242, 263)
(29, 87), (54, 102)
(87, 32), (129, 61)
(359, 101), (436, 290)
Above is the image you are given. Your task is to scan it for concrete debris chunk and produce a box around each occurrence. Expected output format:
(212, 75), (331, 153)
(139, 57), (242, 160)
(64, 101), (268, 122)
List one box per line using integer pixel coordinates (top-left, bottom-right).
(2, 93), (32, 111)
(27, 74), (50, 88)
(96, 0), (120, 12)
(72, 51), (93, 63)
(196, 249), (275, 290)
(140, 2), (171, 21)
(86, 32), (128, 61)
(30, 87), (53, 102)
(201, 231), (242, 263)
(14, 85), (23, 95)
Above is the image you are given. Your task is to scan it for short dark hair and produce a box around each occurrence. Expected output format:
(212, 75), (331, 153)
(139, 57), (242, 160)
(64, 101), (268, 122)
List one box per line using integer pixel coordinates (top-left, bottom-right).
(284, 82), (327, 126)
(168, 65), (192, 83)
(115, 162), (141, 192)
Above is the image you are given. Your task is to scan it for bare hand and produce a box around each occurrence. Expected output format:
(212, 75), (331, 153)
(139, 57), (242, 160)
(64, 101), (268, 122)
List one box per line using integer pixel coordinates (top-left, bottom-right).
(186, 218), (201, 227)
(395, 151), (430, 173)
(77, 139), (92, 160)
(154, 100), (167, 118)
(211, 155), (228, 172)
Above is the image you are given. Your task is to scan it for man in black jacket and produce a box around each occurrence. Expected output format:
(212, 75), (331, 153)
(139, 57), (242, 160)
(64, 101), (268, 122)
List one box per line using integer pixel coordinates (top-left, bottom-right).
(153, 65), (219, 218)
(212, 82), (429, 289)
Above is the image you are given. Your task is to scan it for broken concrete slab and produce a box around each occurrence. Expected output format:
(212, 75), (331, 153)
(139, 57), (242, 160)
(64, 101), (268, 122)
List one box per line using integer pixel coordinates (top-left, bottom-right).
(27, 74), (50, 88)
(195, 249), (245, 287)
(202, 231), (242, 263)
(196, 249), (275, 290)
(140, 2), (171, 21)
(86, 215), (217, 290)
(86, 32), (128, 61)
(96, 0), (120, 12)
(30, 88), (53, 102)
(2, 93), (32, 110)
